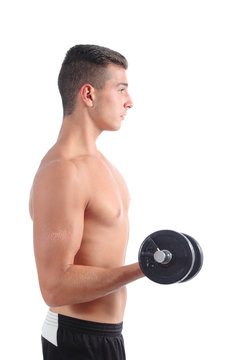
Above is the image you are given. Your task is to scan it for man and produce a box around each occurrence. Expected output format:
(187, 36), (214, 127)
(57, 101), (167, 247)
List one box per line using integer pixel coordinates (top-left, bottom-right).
(29, 45), (145, 360)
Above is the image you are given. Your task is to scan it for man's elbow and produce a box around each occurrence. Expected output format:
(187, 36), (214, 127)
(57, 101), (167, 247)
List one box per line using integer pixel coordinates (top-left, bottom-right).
(40, 282), (64, 308)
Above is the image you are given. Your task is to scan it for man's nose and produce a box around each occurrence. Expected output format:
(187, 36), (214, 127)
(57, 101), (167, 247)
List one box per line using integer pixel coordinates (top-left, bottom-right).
(125, 94), (133, 109)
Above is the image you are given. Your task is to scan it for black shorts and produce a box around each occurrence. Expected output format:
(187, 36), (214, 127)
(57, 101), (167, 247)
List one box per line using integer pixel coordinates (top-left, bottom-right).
(41, 311), (126, 360)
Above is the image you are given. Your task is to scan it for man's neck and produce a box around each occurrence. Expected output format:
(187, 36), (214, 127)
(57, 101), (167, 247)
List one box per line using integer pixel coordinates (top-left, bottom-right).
(56, 114), (102, 157)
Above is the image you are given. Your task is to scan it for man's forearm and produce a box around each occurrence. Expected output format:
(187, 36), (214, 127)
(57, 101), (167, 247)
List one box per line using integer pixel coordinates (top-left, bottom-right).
(43, 263), (144, 307)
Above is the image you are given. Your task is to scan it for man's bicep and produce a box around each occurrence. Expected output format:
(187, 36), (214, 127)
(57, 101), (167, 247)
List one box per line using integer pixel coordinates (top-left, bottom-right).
(32, 162), (88, 288)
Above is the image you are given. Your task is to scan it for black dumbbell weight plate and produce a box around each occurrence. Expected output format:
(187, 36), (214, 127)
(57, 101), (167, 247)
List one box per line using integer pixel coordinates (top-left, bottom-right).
(138, 230), (195, 284)
(179, 234), (203, 283)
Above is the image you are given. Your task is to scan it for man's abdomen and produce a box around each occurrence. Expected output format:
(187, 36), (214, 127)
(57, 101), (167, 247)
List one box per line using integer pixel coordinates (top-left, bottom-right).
(50, 286), (127, 324)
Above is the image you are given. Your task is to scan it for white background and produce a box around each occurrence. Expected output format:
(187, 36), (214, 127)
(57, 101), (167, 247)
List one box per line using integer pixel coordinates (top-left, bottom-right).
(1, 0), (239, 359)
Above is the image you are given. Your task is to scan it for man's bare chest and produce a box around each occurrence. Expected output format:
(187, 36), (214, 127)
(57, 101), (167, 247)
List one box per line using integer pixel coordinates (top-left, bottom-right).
(85, 158), (130, 226)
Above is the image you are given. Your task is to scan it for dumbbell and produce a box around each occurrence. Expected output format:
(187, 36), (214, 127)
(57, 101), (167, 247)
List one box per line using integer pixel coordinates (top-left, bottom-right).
(138, 230), (203, 284)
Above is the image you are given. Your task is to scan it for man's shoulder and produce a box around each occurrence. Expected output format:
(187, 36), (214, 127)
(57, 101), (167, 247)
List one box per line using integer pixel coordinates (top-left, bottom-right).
(31, 156), (91, 206)
(34, 152), (105, 192)
(35, 158), (77, 181)
(37, 151), (97, 175)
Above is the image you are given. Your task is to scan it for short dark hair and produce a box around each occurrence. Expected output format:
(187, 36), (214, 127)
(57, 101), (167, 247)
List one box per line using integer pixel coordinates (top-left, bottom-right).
(58, 44), (128, 115)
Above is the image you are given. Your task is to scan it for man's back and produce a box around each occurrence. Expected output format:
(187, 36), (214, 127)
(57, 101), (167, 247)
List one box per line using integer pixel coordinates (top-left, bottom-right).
(30, 144), (131, 323)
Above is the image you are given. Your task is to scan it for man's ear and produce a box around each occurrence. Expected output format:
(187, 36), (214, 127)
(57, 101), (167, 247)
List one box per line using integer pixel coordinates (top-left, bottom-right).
(80, 84), (95, 107)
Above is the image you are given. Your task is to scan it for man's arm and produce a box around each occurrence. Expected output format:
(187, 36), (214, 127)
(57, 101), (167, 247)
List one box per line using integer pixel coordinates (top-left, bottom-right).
(32, 160), (143, 307)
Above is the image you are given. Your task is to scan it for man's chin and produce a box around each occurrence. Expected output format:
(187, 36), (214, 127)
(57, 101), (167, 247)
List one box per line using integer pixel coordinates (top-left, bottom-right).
(103, 123), (122, 132)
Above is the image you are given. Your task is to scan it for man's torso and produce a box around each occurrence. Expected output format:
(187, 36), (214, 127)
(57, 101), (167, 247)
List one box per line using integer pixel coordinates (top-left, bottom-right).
(30, 145), (130, 323)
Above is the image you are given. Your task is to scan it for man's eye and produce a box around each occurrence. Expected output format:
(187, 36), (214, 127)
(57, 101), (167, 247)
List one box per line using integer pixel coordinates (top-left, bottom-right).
(119, 88), (125, 93)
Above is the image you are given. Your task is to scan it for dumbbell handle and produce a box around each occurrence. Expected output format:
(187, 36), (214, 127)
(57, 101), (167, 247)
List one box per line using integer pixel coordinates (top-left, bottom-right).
(140, 249), (173, 264)
(153, 249), (172, 264)
(147, 236), (173, 264)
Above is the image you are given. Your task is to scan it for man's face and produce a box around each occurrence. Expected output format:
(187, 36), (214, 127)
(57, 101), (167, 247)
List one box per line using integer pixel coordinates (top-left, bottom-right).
(92, 64), (133, 131)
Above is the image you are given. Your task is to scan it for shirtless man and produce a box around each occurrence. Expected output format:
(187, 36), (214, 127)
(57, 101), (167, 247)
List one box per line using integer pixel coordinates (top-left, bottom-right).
(29, 45), (144, 359)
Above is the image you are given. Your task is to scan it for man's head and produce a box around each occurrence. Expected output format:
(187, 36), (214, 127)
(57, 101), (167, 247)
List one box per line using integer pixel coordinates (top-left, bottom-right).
(58, 45), (128, 116)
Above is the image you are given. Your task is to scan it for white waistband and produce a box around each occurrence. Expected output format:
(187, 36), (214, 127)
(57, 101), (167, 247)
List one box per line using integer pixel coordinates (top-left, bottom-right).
(42, 311), (58, 346)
